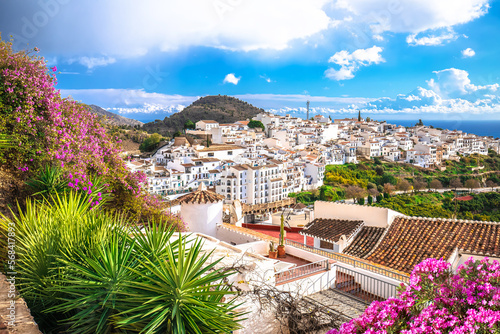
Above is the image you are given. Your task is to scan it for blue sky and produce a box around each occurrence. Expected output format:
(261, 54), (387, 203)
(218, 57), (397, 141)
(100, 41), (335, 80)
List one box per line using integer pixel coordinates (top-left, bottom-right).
(1, 0), (500, 122)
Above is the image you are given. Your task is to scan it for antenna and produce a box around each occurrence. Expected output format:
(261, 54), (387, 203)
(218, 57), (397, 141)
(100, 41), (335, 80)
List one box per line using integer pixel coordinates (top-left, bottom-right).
(306, 100), (310, 120)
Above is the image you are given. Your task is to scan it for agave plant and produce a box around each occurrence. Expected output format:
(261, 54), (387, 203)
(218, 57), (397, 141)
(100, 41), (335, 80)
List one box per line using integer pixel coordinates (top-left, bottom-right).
(25, 164), (68, 196)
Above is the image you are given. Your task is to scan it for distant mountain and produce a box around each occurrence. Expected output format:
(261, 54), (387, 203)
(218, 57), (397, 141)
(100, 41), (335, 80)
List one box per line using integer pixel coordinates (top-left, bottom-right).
(142, 95), (265, 135)
(86, 105), (144, 127)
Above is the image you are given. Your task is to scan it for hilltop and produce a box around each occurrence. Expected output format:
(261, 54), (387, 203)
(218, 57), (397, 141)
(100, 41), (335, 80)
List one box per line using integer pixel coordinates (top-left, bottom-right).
(87, 104), (144, 127)
(142, 95), (265, 135)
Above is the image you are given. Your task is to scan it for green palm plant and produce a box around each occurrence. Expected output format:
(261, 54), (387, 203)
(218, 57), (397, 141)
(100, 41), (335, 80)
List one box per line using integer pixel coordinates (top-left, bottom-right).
(0, 192), (121, 331)
(1, 192), (245, 333)
(115, 235), (245, 333)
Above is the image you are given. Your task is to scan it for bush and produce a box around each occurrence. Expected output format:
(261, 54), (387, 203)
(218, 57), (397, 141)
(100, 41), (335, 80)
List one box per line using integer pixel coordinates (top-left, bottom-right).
(0, 193), (243, 333)
(358, 197), (365, 205)
(0, 36), (181, 229)
(327, 258), (500, 334)
(367, 195), (373, 205)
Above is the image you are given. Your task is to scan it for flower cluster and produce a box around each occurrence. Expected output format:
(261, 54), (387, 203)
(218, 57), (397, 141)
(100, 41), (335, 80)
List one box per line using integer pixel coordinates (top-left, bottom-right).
(1, 37), (185, 230)
(327, 257), (500, 334)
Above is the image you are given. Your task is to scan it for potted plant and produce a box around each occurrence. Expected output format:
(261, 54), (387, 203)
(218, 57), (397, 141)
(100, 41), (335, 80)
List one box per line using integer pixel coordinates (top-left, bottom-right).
(277, 214), (286, 258)
(268, 241), (277, 259)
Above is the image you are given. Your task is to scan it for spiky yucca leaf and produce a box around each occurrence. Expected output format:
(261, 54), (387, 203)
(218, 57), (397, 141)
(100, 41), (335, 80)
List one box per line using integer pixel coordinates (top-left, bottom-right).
(0, 192), (124, 330)
(115, 234), (245, 334)
(25, 164), (68, 196)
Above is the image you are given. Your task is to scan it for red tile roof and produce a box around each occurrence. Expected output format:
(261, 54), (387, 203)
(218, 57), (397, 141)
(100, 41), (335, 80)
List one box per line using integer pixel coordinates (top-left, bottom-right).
(343, 226), (385, 258)
(178, 186), (224, 204)
(300, 218), (364, 243)
(366, 217), (500, 274)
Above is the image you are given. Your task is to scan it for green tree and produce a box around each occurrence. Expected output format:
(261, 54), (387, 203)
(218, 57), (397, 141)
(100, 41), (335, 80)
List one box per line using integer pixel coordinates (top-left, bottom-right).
(183, 119), (195, 132)
(367, 195), (373, 205)
(173, 130), (182, 138)
(358, 110), (361, 122)
(248, 119), (265, 131)
(139, 133), (162, 152)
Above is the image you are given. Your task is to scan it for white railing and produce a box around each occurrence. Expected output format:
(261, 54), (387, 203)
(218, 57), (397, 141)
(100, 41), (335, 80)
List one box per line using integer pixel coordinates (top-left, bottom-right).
(285, 239), (409, 283)
(275, 259), (329, 284)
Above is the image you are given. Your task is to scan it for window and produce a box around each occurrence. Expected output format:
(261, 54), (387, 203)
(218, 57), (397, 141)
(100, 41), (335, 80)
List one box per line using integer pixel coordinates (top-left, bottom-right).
(208, 153), (214, 157)
(228, 151), (233, 155)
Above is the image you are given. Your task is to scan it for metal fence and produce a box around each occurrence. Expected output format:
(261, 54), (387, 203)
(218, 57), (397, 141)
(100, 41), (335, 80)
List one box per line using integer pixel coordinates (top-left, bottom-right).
(285, 239), (409, 283)
(334, 264), (399, 303)
(275, 259), (329, 284)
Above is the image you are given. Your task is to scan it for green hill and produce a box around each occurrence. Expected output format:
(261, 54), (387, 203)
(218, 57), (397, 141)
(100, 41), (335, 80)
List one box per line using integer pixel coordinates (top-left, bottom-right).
(86, 104), (144, 127)
(142, 95), (265, 135)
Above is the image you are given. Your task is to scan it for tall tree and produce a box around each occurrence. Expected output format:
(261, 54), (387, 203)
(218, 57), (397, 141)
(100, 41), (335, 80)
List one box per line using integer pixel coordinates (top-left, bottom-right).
(396, 178), (412, 192)
(358, 110), (361, 122)
(450, 178), (463, 190)
(465, 179), (480, 192)
(183, 119), (195, 132)
(429, 179), (443, 191)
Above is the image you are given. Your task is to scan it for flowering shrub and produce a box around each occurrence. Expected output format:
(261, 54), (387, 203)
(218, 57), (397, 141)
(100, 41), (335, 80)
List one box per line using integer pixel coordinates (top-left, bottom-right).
(327, 257), (500, 334)
(0, 36), (185, 229)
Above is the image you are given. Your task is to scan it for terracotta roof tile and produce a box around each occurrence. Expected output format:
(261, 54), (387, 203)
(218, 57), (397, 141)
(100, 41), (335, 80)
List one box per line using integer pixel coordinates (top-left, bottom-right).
(366, 217), (500, 274)
(343, 226), (385, 258)
(178, 184), (224, 204)
(300, 218), (364, 243)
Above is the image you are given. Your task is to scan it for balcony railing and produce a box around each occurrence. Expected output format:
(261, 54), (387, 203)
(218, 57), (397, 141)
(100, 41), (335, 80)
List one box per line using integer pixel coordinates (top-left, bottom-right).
(275, 259), (329, 284)
(284, 239), (409, 283)
(334, 265), (399, 303)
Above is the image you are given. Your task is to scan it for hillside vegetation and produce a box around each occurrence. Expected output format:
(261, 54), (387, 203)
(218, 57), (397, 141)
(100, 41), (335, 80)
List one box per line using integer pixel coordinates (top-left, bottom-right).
(375, 191), (500, 221)
(289, 152), (500, 206)
(142, 95), (264, 135)
(86, 104), (143, 127)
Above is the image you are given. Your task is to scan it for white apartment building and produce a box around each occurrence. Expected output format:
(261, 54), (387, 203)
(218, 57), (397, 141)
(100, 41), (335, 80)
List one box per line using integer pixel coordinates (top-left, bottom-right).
(196, 120), (219, 131)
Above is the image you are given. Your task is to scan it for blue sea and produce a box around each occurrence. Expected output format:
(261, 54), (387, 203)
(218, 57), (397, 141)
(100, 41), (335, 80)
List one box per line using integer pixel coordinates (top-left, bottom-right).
(385, 120), (500, 139)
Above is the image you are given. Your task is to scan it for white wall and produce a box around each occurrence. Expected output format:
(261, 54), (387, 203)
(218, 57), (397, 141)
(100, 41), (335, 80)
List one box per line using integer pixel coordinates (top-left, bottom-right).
(216, 225), (261, 245)
(314, 201), (402, 228)
(285, 245), (330, 263)
(180, 201), (222, 237)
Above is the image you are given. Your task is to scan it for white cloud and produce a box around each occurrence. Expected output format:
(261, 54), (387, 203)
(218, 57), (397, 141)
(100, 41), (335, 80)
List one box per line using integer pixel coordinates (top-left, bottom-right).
(60, 88), (199, 113)
(59, 82), (500, 121)
(68, 56), (116, 70)
(325, 46), (384, 81)
(364, 68), (500, 116)
(462, 48), (476, 57)
(260, 75), (272, 83)
(223, 73), (241, 85)
(406, 29), (458, 46)
(26, 0), (331, 56)
(427, 68), (498, 99)
(334, 0), (489, 39)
